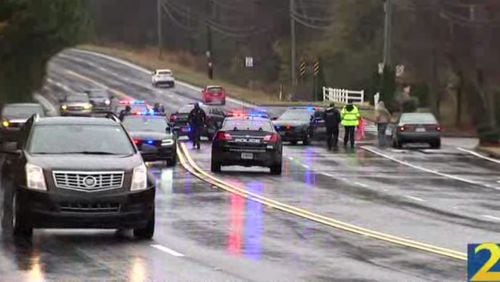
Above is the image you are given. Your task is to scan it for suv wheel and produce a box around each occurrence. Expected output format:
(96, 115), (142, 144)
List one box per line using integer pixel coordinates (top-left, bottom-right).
(303, 134), (311, 145)
(167, 157), (177, 167)
(134, 210), (155, 239)
(270, 163), (282, 175)
(12, 192), (32, 238)
(211, 159), (221, 173)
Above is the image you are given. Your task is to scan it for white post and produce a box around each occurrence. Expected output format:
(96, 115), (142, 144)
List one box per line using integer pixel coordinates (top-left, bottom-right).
(360, 90), (365, 103)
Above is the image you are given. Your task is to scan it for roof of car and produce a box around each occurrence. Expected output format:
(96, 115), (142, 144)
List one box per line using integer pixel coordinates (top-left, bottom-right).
(224, 116), (270, 122)
(206, 85), (222, 88)
(156, 69), (172, 72)
(35, 117), (119, 126)
(3, 103), (42, 108)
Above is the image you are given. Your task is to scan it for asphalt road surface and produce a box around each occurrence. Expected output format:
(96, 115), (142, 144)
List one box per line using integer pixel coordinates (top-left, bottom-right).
(2, 49), (499, 281)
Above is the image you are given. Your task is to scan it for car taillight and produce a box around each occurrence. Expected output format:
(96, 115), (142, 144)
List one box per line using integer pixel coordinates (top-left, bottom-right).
(215, 132), (232, 141)
(170, 115), (177, 122)
(264, 133), (279, 143)
(134, 139), (142, 145)
(436, 126), (441, 132)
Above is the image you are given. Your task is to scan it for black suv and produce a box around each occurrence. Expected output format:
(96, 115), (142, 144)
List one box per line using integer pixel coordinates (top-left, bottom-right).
(1, 115), (155, 238)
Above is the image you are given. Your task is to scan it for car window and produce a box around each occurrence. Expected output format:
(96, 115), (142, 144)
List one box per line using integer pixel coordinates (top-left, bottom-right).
(66, 95), (89, 103)
(2, 105), (45, 118)
(28, 124), (135, 155)
(222, 119), (274, 131)
(207, 87), (223, 93)
(158, 71), (172, 75)
(279, 110), (312, 121)
(400, 113), (437, 124)
(122, 116), (168, 132)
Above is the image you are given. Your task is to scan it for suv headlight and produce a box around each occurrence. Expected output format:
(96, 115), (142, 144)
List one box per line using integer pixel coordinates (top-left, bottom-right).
(131, 163), (148, 191)
(26, 164), (46, 191)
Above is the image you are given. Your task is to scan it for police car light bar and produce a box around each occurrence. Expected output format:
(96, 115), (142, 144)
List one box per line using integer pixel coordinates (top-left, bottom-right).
(120, 100), (146, 105)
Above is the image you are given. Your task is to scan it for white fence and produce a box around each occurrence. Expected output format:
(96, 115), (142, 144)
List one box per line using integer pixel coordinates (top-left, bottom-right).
(322, 87), (365, 104)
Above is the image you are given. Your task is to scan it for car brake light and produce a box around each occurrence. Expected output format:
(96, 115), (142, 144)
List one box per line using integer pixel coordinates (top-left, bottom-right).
(170, 115), (177, 122)
(264, 133), (279, 143)
(215, 132), (232, 141)
(436, 126), (441, 132)
(133, 139), (141, 145)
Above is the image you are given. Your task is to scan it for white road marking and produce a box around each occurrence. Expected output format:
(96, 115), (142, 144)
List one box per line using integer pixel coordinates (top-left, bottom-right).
(482, 215), (500, 222)
(71, 48), (255, 108)
(288, 157), (294, 160)
(361, 146), (500, 190)
(151, 244), (184, 257)
(354, 182), (369, 188)
(301, 164), (310, 169)
(46, 78), (72, 91)
(457, 147), (500, 164)
(405, 195), (425, 202)
(33, 94), (57, 115)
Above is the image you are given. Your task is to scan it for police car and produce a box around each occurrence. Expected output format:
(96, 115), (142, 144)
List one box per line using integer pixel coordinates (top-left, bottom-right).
(122, 111), (177, 166)
(211, 115), (283, 175)
(113, 100), (151, 115)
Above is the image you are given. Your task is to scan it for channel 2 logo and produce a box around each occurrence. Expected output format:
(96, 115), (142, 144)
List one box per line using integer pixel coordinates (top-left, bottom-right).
(468, 243), (500, 281)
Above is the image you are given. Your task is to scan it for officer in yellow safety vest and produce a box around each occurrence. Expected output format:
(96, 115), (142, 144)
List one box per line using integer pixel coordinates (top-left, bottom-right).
(341, 100), (361, 148)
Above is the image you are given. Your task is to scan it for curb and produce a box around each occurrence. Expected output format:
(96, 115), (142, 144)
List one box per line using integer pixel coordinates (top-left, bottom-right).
(477, 147), (500, 160)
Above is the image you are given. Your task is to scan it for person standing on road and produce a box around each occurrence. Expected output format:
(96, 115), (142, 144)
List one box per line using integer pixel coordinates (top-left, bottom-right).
(375, 101), (391, 147)
(341, 100), (361, 148)
(188, 103), (207, 150)
(323, 102), (341, 150)
(119, 105), (131, 121)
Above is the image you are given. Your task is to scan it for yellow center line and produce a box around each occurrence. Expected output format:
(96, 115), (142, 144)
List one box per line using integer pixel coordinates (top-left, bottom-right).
(176, 142), (467, 261)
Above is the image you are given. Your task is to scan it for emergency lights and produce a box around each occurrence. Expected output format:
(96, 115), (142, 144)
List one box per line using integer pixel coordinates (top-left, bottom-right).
(120, 100), (145, 105)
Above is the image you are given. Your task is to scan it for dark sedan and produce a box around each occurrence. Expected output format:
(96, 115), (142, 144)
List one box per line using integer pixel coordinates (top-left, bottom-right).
(272, 108), (316, 145)
(169, 103), (225, 140)
(211, 116), (283, 175)
(122, 113), (177, 166)
(1, 103), (45, 143)
(392, 112), (441, 149)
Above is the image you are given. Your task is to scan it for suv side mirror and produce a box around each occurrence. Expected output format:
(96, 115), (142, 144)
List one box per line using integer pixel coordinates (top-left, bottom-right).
(0, 142), (21, 155)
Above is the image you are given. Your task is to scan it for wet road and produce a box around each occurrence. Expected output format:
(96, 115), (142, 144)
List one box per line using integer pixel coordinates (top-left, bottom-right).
(2, 49), (498, 281)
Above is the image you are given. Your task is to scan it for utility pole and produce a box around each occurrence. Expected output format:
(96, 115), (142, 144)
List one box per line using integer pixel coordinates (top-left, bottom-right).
(206, 0), (214, 79)
(290, 0), (297, 89)
(157, 0), (163, 58)
(383, 0), (393, 66)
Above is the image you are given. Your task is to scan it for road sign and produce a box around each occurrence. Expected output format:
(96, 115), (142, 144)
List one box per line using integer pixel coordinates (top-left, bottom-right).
(313, 61), (320, 76)
(245, 57), (254, 68)
(396, 64), (405, 77)
(299, 61), (306, 77)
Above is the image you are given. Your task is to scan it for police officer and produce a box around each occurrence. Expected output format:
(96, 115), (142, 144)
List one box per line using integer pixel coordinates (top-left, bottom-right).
(153, 103), (165, 113)
(322, 102), (341, 150)
(341, 100), (361, 148)
(119, 105), (131, 121)
(188, 103), (207, 150)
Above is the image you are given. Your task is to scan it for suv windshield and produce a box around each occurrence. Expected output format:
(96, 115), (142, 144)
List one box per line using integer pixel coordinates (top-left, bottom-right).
(28, 124), (135, 155)
(223, 119), (274, 132)
(279, 110), (312, 121)
(2, 105), (45, 118)
(123, 116), (167, 132)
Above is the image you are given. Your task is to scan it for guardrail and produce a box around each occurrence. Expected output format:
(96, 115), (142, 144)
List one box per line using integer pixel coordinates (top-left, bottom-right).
(323, 87), (364, 104)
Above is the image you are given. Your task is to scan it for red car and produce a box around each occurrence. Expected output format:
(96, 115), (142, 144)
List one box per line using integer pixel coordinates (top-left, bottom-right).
(202, 85), (226, 105)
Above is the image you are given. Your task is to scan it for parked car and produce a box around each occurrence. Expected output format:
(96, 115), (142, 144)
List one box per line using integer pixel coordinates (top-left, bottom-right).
(202, 85), (226, 105)
(84, 88), (112, 112)
(392, 112), (441, 149)
(169, 103), (225, 140)
(60, 93), (93, 116)
(152, 69), (175, 88)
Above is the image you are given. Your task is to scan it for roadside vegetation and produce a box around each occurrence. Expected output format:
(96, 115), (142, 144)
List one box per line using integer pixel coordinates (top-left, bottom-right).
(0, 0), (89, 102)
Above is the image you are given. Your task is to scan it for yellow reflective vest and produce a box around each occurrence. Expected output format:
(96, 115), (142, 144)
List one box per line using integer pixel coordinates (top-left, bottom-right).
(341, 105), (360, 126)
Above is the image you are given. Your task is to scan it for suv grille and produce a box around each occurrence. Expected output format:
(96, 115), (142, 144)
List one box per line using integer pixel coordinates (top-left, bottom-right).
(53, 171), (124, 192)
(59, 202), (120, 213)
